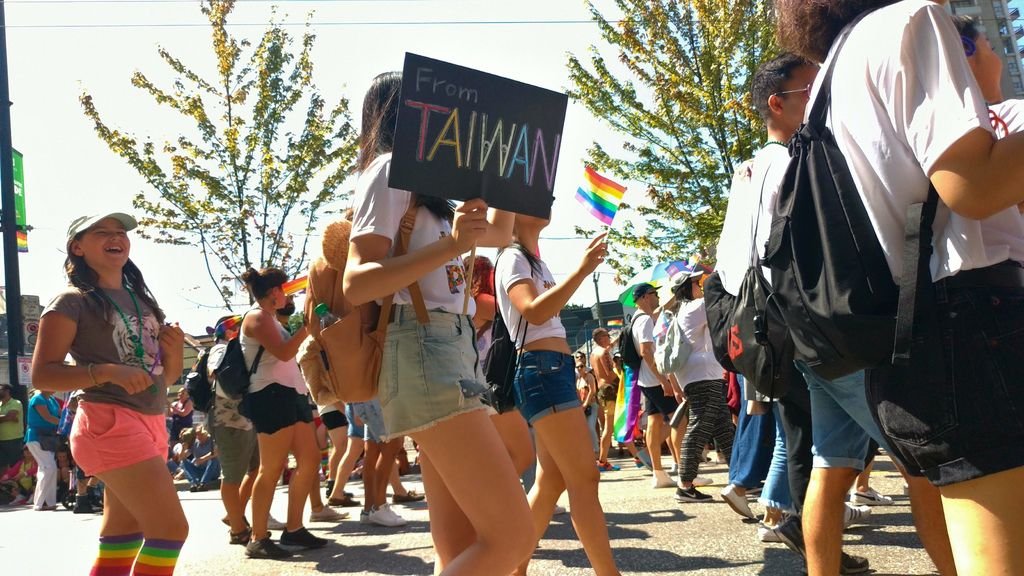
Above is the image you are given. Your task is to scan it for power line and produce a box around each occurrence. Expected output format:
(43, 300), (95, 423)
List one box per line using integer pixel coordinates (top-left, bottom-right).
(5, 18), (607, 29)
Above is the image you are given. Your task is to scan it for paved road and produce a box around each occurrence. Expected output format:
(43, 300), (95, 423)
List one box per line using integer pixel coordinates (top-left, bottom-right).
(1, 454), (938, 575)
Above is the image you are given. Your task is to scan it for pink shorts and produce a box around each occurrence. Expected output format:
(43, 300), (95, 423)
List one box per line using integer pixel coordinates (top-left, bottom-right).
(70, 401), (169, 477)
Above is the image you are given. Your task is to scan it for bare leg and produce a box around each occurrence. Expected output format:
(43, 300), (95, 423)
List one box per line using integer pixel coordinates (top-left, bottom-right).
(97, 457), (189, 541)
(375, 438), (403, 505)
(285, 422), (321, 529)
(646, 417), (668, 472)
(532, 409), (620, 576)
(904, 473), (956, 575)
(329, 437), (364, 501)
(326, 426), (348, 486)
(251, 425), (295, 539)
(598, 406), (614, 464)
(423, 453), (475, 575)
(362, 441), (381, 511)
(804, 467), (857, 576)
(413, 410), (533, 576)
(940, 466), (1024, 576)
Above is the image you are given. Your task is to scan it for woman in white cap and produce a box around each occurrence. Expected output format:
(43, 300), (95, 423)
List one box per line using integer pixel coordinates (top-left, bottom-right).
(32, 213), (188, 574)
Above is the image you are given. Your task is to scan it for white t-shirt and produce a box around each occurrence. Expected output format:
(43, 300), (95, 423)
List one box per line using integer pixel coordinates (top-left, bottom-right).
(631, 313), (659, 388)
(820, 0), (1024, 282)
(241, 308), (308, 395)
(674, 299), (725, 386)
(990, 99), (1024, 139)
(496, 248), (567, 346)
(715, 144), (791, 295)
(350, 153), (475, 316)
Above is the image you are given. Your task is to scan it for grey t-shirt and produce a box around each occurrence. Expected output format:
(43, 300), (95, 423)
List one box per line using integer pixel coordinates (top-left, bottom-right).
(42, 287), (168, 415)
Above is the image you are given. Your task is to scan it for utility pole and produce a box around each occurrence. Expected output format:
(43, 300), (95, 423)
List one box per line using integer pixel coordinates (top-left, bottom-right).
(593, 273), (604, 327)
(0, 0), (24, 401)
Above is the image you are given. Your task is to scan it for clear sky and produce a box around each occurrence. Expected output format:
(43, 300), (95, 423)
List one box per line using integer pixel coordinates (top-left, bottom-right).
(2, 0), (640, 335)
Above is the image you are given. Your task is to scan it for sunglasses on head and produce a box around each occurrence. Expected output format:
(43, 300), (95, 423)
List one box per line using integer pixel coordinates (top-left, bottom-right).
(961, 35), (977, 57)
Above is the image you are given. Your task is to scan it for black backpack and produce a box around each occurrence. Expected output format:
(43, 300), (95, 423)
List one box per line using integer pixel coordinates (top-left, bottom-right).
(184, 349), (214, 413)
(704, 160), (797, 399)
(483, 250), (528, 414)
(617, 314), (644, 371)
(762, 33), (937, 380)
(214, 313), (265, 396)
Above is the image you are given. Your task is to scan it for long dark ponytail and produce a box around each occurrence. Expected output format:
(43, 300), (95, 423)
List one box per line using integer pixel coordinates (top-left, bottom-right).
(358, 71), (454, 223)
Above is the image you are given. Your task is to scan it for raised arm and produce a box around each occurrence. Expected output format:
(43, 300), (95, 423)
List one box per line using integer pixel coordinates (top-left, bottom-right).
(507, 234), (607, 325)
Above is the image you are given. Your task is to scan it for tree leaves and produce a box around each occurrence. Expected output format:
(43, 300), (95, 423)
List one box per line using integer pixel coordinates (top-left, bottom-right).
(80, 0), (357, 309)
(568, 0), (776, 279)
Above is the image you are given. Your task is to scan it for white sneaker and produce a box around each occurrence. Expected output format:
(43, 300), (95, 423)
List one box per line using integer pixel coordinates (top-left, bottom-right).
(652, 470), (675, 489)
(368, 504), (407, 527)
(721, 484), (756, 520)
(309, 506), (349, 523)
(691, 476), (713, 487)
(850, 487), (894, 506)
(267, 514), (286, 530)
(552, 504), (568, 515)
(758, 522), (784, 543)
(843, 502), (872, 529)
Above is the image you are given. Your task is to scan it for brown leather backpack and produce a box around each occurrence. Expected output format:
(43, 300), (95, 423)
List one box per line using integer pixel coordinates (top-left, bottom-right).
(299, 203), (427, 404)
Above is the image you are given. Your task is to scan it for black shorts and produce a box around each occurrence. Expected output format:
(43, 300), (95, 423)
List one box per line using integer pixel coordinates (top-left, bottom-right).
(867, 274), (1024, 487)
(640, 385), (679, 419)
(320, 410), (348, 431)
(244, 384), (314, 436)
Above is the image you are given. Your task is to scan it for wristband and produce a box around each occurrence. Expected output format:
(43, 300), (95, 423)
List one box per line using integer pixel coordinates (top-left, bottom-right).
(87, 363), (98, 387)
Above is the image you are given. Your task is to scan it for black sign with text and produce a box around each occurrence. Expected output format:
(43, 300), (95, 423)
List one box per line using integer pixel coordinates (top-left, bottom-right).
(389, 53), (568, 219)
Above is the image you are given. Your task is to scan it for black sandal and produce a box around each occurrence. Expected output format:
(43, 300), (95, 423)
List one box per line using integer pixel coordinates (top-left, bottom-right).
(229, 527), (252, 546)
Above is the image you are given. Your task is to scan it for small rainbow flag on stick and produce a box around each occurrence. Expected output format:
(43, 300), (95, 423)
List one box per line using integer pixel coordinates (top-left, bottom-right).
(15, 230), (27, 253)
(575, 167), (626, 226)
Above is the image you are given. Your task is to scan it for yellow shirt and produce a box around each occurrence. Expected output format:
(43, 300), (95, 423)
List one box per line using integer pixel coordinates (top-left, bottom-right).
(0, 398), (24, 442)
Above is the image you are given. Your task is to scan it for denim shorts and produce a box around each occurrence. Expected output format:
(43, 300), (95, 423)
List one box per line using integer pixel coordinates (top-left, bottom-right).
(866, 281), (1024, 486)
(513, 351), (581, 424)
(378, 306), (490, 440)
(347, 399), (386, 444)
(797, 362), (893, 471)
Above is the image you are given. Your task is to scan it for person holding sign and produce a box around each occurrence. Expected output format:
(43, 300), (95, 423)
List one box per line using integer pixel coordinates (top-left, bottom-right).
(344, 71), (529, 576)
(496, 217), (619, 576)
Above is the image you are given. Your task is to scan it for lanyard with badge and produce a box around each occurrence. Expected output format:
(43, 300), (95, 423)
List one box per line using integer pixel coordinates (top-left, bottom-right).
(100, 287), (161, 393)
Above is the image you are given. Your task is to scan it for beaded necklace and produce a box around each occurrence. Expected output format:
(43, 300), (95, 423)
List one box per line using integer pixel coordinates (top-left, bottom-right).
(764, 140), (788, 149)
(99, 286), (151, 373)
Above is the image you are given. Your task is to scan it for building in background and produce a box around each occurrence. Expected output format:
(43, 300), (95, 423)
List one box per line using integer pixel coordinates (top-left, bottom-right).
(949, 0), (1024, 98)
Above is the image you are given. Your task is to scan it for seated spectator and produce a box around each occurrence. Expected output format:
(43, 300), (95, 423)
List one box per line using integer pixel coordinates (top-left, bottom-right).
(181, 425), (220, 492)
(0, 445), (37, 505)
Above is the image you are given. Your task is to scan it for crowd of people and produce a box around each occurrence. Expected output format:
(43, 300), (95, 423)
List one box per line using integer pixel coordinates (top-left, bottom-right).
(3, 1), (1023, 574)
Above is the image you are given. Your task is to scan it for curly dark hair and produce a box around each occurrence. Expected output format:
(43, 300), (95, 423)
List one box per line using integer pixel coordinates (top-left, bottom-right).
(775, 0), (900, 63)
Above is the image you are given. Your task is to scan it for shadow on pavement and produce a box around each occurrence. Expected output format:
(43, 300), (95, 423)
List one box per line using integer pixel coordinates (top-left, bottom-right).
(311, 542), (434, 574)
(533, 545), (757, 572)
(539, 508), (691, 542)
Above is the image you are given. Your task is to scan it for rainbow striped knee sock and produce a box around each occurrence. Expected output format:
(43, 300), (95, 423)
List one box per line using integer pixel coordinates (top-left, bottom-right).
(131, 539), (184, 576)
(90, 533), (143, 576)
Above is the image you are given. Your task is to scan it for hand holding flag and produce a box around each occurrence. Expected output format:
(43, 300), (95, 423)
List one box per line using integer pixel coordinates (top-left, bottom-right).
(575, 167), (626, 226)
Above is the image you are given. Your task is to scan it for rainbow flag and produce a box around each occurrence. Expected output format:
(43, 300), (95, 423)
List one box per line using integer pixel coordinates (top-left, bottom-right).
(613, 365), (642, 443)
(575, 166), (626, 226)
(15, 230), (27, 253)
(281, 275), (308, 296)
(606, 318), (623, 328)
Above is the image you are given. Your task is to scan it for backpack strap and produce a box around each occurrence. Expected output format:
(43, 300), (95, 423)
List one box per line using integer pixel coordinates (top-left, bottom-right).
(807, 28), (855, 131)
(238, 309), (265, 378)
(376, 200), (427, 334)
(892, 187), (939, 365)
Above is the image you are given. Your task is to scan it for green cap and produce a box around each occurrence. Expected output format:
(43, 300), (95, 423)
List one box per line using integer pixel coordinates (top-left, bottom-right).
(314, 303), (331, 317)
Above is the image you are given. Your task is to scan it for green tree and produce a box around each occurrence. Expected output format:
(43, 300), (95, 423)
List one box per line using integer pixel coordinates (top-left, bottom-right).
(568, 0), (776, 280)
(81, 0), (357, 308)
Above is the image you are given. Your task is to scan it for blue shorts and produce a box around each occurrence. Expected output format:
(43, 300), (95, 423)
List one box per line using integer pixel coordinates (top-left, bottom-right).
(346, 400), (386, 444)
(797, 362), (893, 471)
(513, 351), (581, 424)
